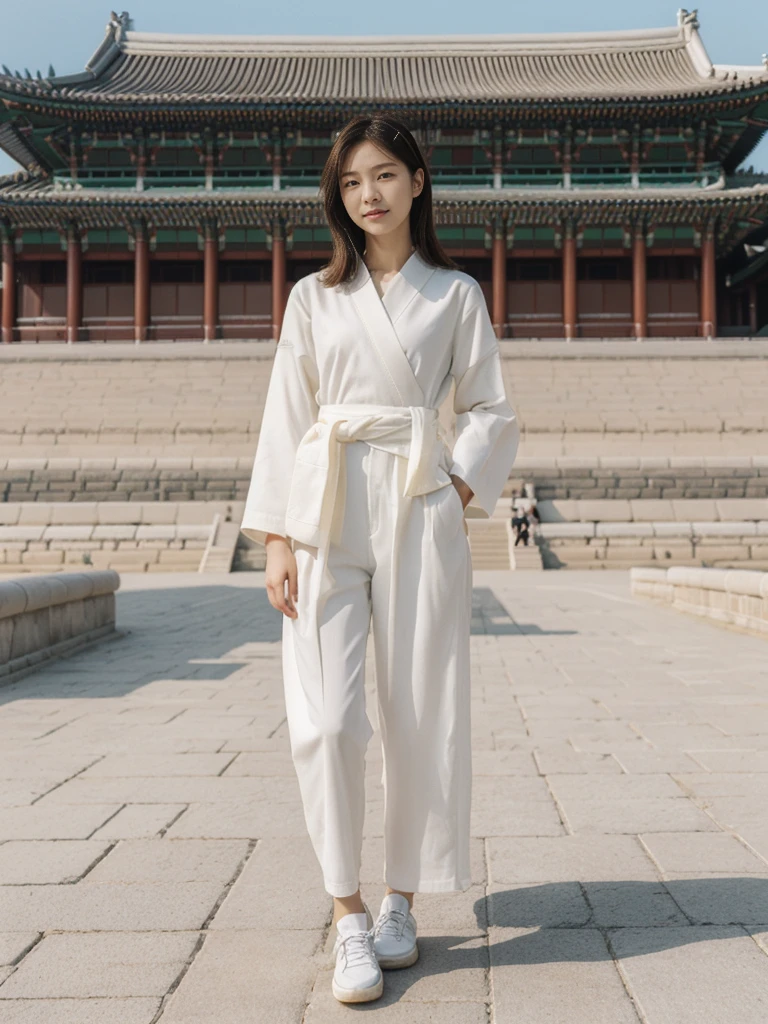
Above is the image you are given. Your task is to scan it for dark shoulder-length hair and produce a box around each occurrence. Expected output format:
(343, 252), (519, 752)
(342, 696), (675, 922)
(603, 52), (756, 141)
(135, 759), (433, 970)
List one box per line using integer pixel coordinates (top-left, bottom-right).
(317, 112), (458, 287)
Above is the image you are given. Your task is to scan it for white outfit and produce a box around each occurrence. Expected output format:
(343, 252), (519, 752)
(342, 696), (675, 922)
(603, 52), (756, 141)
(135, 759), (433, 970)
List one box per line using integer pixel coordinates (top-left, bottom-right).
(241, 250), (519, 896)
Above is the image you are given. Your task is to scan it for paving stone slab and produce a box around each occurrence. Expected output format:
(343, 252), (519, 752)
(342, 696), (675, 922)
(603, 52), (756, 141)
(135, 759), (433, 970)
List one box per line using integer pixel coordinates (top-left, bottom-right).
(533, 747), (624, 775)
(37, 774), (301, 805)
(0, 840), (113, 884)
(487, 882), (591, 928)
(80, 753), (235, 777)
(0, 933), (39, 966)
(159, 929), (321, 1024)
(671, 771), (768, 798)
(488, 927), (641, 1024)
(487, 835), (659, 884)
(582, 880), (689, 927)
(610, 926), (768, 1024)
(90, 803), (188, 839)
(547, 772), (684, 800)
(559, 796), (721, 834)
(0, 882), (225, 931)
(662, 873), (768, 925)
(305, 987), (488, 1022)
(0, 931), (198, 998)
(640, 831), (768, 874)
(0, 999), (162, 1024)
(84, 838), (249, 884)
(0, 804), (122, 841)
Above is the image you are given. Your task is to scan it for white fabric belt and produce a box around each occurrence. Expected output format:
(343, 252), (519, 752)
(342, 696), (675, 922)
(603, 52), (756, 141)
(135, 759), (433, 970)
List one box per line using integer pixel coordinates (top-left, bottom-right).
(284, 403), (451, 551)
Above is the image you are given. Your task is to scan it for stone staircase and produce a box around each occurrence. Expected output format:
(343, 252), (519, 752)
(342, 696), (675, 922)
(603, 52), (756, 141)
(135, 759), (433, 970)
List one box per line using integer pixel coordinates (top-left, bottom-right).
(510, 540), (544, 570)
(198, 516), (242, 574)
(467, 519), (512, 570)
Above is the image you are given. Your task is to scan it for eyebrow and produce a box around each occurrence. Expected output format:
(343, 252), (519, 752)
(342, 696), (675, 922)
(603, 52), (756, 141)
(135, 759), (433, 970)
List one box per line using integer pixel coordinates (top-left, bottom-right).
(340, 161), (398, 178)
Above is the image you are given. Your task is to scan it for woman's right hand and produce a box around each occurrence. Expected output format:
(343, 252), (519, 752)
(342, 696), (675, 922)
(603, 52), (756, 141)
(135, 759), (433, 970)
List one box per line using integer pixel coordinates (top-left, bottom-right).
(264, 534), (298, 618)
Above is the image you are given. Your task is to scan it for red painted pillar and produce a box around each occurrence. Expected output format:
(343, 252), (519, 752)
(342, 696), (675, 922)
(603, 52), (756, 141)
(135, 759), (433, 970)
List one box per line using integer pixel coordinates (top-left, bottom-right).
(491, 224), (507, 339)
(700, 229), (717, 339)
(272, 221), (286, 340)
(1, 230), (15, 344)
(203, 222), (219, 343)
(562, 225), (577, 341)
(632, 227), (647, 340)
(66, 225), (82, 344)
(134, 224), (149, 344)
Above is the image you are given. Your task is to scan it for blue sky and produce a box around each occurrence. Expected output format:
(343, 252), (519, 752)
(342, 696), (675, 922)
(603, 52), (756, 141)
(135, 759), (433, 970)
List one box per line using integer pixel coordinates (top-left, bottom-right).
(1, 1), (767, 176)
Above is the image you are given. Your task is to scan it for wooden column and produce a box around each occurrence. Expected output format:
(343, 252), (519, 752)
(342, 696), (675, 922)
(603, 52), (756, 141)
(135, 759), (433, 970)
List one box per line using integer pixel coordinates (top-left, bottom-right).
(203, 222), (219, 343)
(134, 224), (149, 344)
(1, 229), (15, 344)
(272, 221), (286, 340)
(632, 226), (647, 340)
(700, 228), (717, 339)
(66, 225), (82, 344)
(491, 221), (507, 339)
(562, 224), (577, 340)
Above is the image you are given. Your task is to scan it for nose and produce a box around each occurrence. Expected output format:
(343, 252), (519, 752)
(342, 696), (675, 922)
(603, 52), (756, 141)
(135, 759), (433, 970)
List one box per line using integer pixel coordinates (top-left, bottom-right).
(362, 179), (382, 204)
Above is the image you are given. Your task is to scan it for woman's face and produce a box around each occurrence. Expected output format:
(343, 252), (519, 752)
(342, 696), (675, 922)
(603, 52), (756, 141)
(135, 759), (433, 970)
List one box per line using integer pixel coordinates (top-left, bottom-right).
(339, 139), (424, 241)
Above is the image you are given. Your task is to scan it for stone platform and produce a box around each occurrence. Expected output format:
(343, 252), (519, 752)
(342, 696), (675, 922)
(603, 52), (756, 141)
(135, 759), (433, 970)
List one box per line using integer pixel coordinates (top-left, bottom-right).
(0, 570), (767, 1022)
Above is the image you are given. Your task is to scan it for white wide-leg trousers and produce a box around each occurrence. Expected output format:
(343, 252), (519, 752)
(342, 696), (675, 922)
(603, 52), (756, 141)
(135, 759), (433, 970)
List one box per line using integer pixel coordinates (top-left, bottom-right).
(282, 440), (473, 897)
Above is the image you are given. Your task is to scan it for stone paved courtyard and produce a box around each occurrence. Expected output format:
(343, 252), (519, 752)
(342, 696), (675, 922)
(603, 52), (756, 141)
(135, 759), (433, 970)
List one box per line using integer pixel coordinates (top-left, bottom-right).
(1, 569), (768, 1022)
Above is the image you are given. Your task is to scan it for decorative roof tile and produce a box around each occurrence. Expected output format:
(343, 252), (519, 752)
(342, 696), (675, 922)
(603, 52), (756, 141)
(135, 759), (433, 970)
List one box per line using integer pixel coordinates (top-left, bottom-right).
(2, 11), (768, 107)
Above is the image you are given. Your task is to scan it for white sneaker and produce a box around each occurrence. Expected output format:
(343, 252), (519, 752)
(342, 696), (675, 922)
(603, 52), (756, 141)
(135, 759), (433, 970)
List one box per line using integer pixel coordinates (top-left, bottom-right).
(372, 892), (419, 969)
(331, 904), (383, 1003)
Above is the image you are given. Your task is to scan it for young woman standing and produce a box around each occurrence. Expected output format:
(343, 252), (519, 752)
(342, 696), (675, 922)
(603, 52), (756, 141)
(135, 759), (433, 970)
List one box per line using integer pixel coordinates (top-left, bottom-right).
(241, 113), (519, 1003)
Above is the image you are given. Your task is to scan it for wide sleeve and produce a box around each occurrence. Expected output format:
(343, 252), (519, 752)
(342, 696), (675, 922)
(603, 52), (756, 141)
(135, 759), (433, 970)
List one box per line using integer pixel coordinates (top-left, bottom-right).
(447, 280), (520, 517)
(240, 279), (320, 546)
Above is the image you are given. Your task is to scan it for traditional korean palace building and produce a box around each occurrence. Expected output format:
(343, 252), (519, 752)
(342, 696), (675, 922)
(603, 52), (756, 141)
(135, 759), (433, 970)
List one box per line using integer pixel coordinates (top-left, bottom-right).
(1, 9), (768, 344)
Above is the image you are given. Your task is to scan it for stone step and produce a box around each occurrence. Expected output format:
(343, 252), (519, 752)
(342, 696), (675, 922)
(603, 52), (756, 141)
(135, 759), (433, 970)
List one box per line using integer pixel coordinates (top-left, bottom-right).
(468, 521), (511, 570)
(198, 520), (241, 574)
(511, 544), (544, 570)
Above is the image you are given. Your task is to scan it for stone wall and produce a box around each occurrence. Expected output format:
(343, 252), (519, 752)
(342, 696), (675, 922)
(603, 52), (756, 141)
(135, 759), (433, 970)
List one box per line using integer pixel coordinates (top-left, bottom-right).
(1, 340), (767, 459)
(631, 566), (768, 635)
(540, 522), (768, 571)
(0, 570), (120, 682)
(3, 456), (767, 506)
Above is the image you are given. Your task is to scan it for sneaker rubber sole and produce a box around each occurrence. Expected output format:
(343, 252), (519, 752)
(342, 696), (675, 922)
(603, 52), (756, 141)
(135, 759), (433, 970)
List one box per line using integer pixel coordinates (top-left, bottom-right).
(376, 943), (419, 970)
(332, 974), (384, 1003)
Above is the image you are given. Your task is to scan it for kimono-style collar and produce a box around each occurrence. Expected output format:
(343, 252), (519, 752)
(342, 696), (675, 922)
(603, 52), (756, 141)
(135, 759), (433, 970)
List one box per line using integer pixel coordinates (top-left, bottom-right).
(346, 249), (437, 408)
(348, 249), (437, 326)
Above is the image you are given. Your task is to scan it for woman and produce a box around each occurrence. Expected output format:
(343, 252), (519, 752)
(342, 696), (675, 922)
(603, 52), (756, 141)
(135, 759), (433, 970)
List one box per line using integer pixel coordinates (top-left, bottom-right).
(241, 112), (519, 1003)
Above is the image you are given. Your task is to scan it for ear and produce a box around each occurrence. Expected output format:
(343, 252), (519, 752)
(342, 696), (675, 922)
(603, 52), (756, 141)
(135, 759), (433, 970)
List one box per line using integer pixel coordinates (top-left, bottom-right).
(412, 167), (425, 195)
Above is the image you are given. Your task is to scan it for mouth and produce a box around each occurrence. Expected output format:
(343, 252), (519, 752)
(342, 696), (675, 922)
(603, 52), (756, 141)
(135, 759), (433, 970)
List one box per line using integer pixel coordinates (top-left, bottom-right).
(364, 210), (389, 218)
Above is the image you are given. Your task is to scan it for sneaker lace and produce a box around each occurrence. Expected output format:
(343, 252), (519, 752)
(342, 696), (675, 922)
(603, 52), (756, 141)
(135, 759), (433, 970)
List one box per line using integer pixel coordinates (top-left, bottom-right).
(339, 929), (376, 969)
(374, 907), (407, 940)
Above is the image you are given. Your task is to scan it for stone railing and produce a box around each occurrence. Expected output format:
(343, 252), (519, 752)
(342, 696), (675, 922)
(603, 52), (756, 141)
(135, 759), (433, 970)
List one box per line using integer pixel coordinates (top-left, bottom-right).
(0, 570), (120, 682)
(630, 566), (768, 636)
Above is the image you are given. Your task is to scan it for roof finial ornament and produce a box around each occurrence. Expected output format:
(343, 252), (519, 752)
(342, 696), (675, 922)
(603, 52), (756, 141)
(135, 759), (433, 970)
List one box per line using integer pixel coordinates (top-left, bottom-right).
(107, 11), (132, 41)
(677, 8), (700, 30)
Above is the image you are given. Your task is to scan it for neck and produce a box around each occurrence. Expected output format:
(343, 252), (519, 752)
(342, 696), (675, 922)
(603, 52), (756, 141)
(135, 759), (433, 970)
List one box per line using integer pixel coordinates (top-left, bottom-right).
(363, 229), (416, 274)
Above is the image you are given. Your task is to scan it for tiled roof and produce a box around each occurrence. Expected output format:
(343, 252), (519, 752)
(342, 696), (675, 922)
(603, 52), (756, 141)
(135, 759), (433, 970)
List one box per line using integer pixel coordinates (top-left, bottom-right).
(3, 171), (768, 207)
(1, 12), (768, 106)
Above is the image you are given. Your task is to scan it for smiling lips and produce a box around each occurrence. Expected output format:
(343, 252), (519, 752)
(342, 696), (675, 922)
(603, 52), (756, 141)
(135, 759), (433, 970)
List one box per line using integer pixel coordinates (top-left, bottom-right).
(365, 209), (388, 218)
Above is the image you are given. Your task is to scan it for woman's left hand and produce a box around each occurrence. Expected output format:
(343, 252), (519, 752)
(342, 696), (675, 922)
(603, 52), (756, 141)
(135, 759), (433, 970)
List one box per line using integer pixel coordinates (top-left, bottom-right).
(450, 474), (474, 511)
